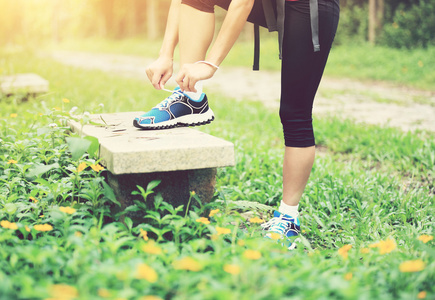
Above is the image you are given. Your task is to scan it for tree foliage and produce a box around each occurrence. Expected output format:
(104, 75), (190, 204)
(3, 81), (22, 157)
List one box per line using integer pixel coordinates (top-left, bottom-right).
(0, 0), (433, 48)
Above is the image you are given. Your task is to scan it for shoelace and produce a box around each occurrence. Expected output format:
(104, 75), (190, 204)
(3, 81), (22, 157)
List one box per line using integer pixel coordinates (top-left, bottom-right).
(155, 89), (184, 109)
(261, 215), (291, 235)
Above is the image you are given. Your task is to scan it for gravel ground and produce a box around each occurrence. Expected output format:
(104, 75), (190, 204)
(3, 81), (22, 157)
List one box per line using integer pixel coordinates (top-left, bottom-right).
(48, 50), (435, 132)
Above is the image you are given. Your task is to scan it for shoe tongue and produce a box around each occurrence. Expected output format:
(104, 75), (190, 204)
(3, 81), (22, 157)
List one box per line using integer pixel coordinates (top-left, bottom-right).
(274, 210), (294, 222)
(273, 211), (282, 218)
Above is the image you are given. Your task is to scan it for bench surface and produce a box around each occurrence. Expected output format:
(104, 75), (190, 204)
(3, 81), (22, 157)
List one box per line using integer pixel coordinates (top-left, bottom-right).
(69, 112), (235, 175)
(0, 73), (49, 94)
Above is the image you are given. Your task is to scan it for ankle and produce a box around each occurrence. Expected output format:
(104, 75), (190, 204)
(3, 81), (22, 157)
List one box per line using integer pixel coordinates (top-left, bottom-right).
(278, 200), (299, 218)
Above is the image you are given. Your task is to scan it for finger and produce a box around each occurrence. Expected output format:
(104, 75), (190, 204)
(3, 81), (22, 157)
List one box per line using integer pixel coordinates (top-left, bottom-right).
(160, 72), (172, 89)
(175, 72), (185, 91)
(151, 73), (163, 90)
(187, 77), (197, 93)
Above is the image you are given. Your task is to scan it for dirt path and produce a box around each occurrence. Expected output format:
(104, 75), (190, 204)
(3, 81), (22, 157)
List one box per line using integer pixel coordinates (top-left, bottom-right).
(47, 50), (435, 132)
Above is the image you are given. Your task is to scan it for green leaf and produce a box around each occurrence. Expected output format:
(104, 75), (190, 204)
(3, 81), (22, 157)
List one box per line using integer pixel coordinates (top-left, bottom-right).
(66, 137), (92, 160)
(26, 163), (60, 179)
(84, 136), (99, 159)
(123, 217), (133, 231)
(4, 203), (17, 215)
(102, 180), (121, 207)
(147, 180), (161, 193)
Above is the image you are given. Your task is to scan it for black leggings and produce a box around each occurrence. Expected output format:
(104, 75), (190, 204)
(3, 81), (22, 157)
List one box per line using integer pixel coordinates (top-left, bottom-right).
(181, 0), (340, 147)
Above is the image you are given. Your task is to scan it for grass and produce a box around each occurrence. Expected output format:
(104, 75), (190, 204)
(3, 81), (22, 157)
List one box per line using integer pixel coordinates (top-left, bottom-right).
(0, 49), (434, 299)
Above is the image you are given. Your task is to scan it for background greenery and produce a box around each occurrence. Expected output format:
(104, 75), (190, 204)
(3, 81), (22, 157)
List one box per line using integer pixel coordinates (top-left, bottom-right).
(0, 0), (434, 299)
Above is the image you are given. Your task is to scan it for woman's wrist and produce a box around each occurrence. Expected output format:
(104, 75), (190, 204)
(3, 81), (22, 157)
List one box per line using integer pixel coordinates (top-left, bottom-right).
(194, 60), (220, 70)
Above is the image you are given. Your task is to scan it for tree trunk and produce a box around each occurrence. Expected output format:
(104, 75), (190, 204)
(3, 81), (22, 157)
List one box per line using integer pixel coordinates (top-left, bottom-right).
(147, 0), (158, 40)
(368, 0), (376, 44)
(368, 0), (384, 45)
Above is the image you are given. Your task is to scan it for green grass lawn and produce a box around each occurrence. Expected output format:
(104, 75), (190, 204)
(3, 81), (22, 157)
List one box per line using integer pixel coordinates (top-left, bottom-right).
(0, 49), (434, 299)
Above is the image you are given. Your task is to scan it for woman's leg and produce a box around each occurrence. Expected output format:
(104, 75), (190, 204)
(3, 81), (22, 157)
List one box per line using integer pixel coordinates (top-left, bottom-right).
(179, 4), (215, 65)
(282, 146), (315, 206)
(280, 0), (339, 208)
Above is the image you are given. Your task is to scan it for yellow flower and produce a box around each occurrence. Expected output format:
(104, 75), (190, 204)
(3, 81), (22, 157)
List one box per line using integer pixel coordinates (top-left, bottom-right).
(62, 98), (70, 103)
(33, 224), (53, 232)
(135, 263), (158, 283)
(369, 242), (380, 248)
(53, 107), (61, 111)
(39, 215), (44, 218)
(190, 190), (196, 196)
(139, 296), (164, 300)
(142, 241), (162, 255)
(90, 164), (105, 172)
(417, 60), (424, 68)
(74, 231), (83, 237)
(196, 217), (210, 225)
(29, 196), (38, 203)
(77, 162), (87, 173)
(418, 291), (427, 299)
(0, 220), (18, 230)
(49, 284), (79, 299)
(172, 257), (203, 271)
(360, 248), (370, 254)
(243, 249), (262, 260)
(344, 272), (353, 281)
(98, 288), (111, 298)
(7, 159), (17, 164)
(369, 239), (396, 254)
(268, 232), (281, 240)
(25, 225), (30, 232)
(338, 244), (352, 259)
(9, 113), (17, 118)
(59, 206), (76, 214)
(140, 228), (149, 241)
(209, 209), (220, 217)
(378, 239), (396, 254)
(399, 259), (426, 273)
(210, 234), (218, 241)
(418, 235), (433, 243)
(249, 217), (265, 224)
(216, 227), (231, 235)
(223, 264), (241, 275)
(237, 240), (245, 247)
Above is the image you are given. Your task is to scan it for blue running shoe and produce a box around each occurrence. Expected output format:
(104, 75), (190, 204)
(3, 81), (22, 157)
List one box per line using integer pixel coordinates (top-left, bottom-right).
(261, 210), (301, 250)
(133, 88), (214, 129)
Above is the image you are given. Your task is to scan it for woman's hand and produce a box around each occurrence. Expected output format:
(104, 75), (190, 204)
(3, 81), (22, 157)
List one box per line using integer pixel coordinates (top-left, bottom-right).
(175, 62), (218, 92)
(145, 56), (174, 90)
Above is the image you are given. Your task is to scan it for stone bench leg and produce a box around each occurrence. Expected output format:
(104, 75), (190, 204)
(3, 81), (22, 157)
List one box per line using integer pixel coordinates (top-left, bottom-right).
(106, 168), (217, 216)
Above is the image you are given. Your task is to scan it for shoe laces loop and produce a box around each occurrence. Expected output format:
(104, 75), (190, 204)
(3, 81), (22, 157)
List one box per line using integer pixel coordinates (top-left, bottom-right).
(261, 215), (289, 235)
(156, 89), (184, 109)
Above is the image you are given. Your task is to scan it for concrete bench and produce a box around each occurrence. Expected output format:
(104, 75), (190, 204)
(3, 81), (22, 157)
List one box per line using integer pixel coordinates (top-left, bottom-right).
(0, 73), (49, 95)
(69, 112), (235, 212)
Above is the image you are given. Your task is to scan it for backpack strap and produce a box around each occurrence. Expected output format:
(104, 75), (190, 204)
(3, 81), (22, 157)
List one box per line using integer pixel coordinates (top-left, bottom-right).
(253, 0), (320, 70)
(309, 0), (320, 52)
(253, 24), (260, 70)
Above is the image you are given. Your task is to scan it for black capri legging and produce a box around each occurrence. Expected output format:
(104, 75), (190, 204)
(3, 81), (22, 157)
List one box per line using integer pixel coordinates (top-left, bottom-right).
(181, 0), (340, 147)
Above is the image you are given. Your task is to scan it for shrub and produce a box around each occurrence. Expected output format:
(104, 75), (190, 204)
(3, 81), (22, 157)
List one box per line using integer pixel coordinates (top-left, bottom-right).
(381, 0), (435, 48)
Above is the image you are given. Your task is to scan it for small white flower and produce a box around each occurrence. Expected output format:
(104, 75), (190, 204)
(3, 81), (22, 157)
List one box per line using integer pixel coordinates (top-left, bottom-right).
(48, 123), (58, 128)
(69, 106), (78, 115)
(83, 112), (90, 118)
(98, 103), (104, 108)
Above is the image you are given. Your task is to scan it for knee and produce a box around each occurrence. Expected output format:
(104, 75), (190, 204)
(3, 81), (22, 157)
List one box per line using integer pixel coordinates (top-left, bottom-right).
(181, 0), (216, 13)
(280, 109), (315, 147)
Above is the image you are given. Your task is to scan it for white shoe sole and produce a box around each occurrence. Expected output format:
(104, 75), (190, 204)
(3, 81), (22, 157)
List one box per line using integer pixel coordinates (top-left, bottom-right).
(134, 109), (214, 130)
